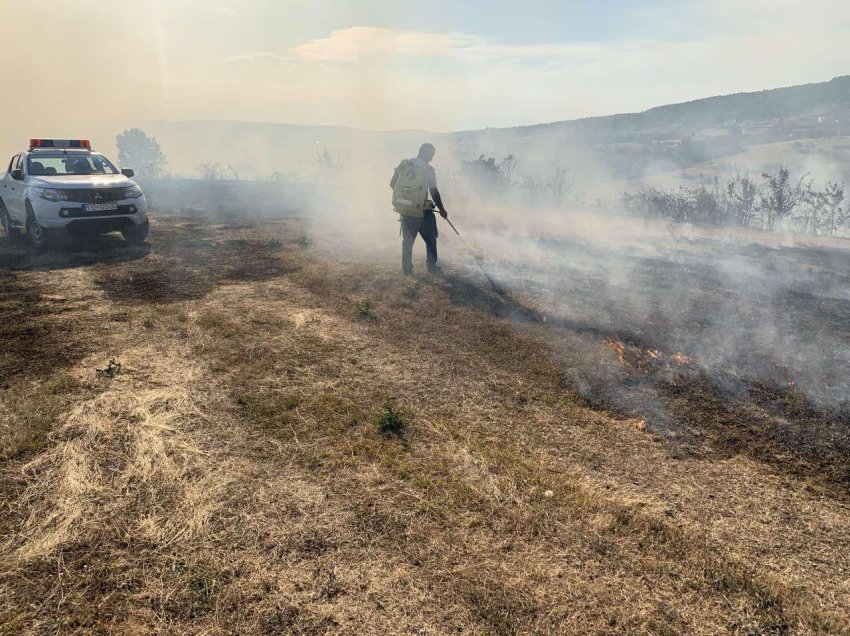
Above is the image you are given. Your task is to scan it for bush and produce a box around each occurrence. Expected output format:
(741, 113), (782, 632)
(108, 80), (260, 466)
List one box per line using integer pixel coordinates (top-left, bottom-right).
(459, 154), (572, 206)
(461, 155), (509, 194)
(375, 401), (405, 437)
(621, 167), (847, 236)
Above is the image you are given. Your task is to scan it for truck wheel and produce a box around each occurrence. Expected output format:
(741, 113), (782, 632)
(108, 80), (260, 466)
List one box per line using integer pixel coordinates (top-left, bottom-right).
(121, 219), (149, 245)
(26, 209), (48, 249)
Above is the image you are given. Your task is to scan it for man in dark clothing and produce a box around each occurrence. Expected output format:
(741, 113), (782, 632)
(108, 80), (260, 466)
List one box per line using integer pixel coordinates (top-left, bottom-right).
(390, 143), (449, 276)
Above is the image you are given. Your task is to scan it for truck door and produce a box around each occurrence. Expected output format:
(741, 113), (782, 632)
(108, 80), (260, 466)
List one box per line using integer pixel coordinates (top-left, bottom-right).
(3, 154), (25, 223)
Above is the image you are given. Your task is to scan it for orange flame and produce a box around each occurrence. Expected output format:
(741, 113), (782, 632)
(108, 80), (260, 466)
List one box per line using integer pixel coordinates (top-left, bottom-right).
(604, 338), (627, 364)
(671, 352), (692, 366)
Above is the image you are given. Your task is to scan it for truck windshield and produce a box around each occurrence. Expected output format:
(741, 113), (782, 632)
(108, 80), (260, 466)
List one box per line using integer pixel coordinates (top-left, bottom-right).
(27, 154), (119, 176)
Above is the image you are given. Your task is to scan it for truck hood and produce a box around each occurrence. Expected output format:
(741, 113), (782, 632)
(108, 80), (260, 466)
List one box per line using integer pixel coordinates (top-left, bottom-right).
(28, 175), (136, 189)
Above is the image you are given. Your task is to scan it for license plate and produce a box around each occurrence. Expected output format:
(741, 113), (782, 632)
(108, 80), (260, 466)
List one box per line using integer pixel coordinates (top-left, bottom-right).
(84, 203), (118, 212)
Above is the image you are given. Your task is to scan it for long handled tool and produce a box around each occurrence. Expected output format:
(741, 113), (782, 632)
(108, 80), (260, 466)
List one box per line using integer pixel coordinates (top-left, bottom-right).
(441, 216), (506, 296)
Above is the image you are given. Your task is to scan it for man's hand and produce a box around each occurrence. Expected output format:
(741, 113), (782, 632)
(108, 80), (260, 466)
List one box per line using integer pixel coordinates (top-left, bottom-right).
(439, 209), (448, 219)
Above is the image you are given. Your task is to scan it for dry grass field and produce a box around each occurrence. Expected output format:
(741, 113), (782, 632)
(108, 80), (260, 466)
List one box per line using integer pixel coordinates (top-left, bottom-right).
(1, 214), (849, 635)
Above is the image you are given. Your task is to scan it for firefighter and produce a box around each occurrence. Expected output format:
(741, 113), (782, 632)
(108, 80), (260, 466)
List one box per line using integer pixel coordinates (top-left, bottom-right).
(390, 143), (449, 276)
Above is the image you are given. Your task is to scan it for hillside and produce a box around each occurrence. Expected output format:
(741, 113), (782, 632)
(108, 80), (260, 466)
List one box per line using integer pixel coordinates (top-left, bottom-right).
(126, 75), (850, 181)
(509, 75), (850, 137)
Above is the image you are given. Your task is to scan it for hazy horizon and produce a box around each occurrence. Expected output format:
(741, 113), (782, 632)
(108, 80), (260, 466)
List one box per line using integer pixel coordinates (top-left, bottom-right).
(4, 0), (849, 137)
(127, 70), (850, 134)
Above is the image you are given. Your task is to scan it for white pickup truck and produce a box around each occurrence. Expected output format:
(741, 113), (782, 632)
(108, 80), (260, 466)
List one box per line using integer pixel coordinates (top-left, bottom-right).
(0, 139), (149, 248)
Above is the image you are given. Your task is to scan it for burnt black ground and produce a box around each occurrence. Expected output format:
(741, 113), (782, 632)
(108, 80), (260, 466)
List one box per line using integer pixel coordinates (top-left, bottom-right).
(467, 228), (850, 495)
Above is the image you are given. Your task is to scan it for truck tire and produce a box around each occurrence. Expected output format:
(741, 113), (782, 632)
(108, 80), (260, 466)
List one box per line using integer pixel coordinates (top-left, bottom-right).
(121, 219), (149, 245)
(25, 203), (48, 249)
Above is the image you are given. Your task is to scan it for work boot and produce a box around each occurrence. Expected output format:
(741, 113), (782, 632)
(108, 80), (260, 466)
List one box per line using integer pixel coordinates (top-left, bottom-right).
(427, 264), (443, 276)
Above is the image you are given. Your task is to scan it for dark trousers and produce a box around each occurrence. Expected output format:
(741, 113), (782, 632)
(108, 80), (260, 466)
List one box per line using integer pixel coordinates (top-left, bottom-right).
(401, 211), (438, 274)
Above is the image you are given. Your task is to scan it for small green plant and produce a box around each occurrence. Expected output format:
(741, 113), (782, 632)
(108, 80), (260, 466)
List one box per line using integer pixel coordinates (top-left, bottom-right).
(142, 317), (154, 329)
(297, 234), (313, 248)
(403, 281), (421, 298)
(267, 238), (283, 250)
(375, 401), (404, 437)
(355, 298), (372, 317)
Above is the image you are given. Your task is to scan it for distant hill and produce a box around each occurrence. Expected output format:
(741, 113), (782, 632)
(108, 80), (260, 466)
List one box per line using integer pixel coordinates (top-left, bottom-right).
(505, 75), (850, 137)
(124, 75), (850, 183)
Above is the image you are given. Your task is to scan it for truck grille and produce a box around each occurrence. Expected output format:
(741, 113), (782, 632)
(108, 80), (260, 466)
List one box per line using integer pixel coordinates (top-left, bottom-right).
(62, 188), (126, 203)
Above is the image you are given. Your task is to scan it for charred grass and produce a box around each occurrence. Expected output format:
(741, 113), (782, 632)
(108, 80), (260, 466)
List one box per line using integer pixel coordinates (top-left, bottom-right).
(504, 238), (850, 499)
(95, 217), (304, 304)
(1, 217), (849, 634)
(0, 273), (90, 380)
(553, 318), (850, 498)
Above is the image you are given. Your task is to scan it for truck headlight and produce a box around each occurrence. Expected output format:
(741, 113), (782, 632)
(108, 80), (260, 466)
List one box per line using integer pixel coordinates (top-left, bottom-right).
(124, 185), (144, 199)
(37, 188), (68, 202)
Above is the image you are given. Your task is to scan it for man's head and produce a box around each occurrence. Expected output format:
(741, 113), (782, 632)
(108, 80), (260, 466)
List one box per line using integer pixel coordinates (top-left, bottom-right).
(418, 143), (436, 163)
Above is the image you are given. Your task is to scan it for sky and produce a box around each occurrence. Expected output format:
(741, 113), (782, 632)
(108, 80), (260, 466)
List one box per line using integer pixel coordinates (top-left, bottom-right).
(2, 0), (849, 135)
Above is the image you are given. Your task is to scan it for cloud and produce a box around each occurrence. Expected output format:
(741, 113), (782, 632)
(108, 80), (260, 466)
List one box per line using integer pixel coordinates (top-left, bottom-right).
(287, 26), (608, 69)
(221, 52), (291, 66)
(291, 27), (477, 61)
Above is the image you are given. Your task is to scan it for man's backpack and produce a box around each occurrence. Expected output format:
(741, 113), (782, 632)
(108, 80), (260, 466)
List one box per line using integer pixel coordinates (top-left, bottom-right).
(392, 160), (430, 218)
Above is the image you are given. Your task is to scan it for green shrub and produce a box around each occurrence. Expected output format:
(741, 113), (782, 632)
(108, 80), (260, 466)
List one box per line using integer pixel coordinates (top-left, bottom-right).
(375, 401), (404, 437)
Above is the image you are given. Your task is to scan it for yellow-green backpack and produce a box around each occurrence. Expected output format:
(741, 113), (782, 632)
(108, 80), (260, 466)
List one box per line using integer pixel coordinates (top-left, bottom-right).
(392, 160), (430, 218)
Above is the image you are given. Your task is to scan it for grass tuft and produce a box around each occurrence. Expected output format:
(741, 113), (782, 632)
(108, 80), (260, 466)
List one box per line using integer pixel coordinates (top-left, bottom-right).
(375, 401), (405, 437)
(403, 281), (421, 298)
(355, 298), (372, 317)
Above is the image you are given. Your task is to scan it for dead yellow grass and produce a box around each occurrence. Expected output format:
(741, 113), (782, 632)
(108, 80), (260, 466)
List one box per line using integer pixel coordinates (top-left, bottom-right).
(1, 217), (849, 635)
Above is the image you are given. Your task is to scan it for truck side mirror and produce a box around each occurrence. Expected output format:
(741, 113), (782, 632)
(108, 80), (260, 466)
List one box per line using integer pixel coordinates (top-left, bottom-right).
(121, 168), (135, 178)
(10, 168), (23, 181)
